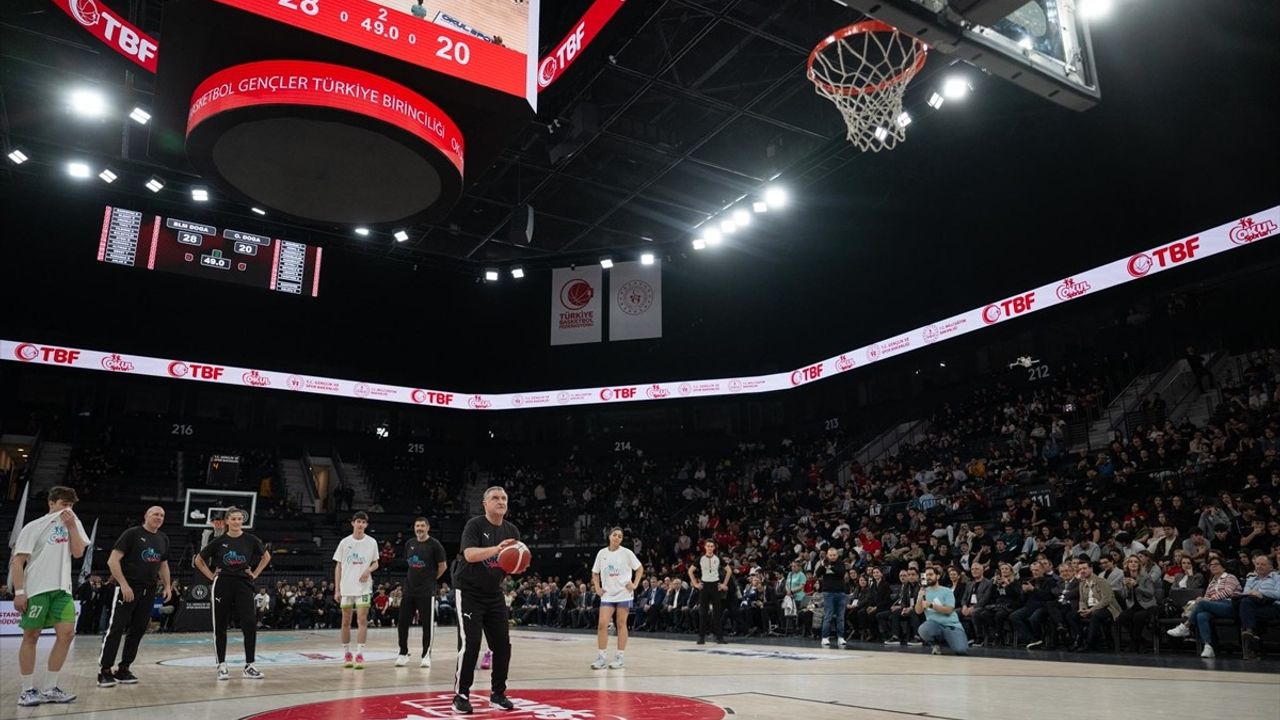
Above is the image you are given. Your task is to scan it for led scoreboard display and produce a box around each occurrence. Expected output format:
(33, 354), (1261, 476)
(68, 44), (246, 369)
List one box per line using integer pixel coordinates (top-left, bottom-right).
(96, 206), (323, 297)
(211, 0), (540, 103)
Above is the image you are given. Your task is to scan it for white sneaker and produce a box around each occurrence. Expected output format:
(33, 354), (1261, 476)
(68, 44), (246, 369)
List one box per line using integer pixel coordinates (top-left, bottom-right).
(591, 655), (608, 670)
(395, 655), (410, 667)
(243, 664), (264, 680)
(1166, 624), (1191, 638)
(217, 663), (230, 681)
(1200, 644), (1215, 658)
(17, 688), (44, 707)
(837, 637), (848, 648)
(420, 656), (432, 668)
(608, 656), (625, 669)
(40, 687), (77, 704)
(821, 638), (831, 647)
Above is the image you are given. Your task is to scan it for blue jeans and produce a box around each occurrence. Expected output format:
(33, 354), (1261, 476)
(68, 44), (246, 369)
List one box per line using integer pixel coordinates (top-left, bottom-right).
(822, 592), (847, 640)
(918, 619), (969, 654)
(1189, 599), (1233, 645)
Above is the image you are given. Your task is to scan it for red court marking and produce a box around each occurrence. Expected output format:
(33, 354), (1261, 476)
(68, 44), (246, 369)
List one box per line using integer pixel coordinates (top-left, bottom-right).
(243, 689), (726, 720)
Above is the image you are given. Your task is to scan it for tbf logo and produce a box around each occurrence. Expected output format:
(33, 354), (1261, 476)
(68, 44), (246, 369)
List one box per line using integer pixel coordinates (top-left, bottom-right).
(982, 292), (1036, 324)
(411, 389), (454, 406)
(1127, 237), (1200, 277)
(68, 0), (158, 69)
(790, 363), (824, 386)
(14, 344), (80, 364)
(539, 21), (586, 87)
(167, 361), (224, 380)
(599, 387), (637, 401)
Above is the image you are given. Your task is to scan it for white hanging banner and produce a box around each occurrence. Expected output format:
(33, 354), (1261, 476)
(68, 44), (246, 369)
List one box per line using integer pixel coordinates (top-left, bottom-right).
(550, 266), (603, 346)
(609, 260), (663, 341)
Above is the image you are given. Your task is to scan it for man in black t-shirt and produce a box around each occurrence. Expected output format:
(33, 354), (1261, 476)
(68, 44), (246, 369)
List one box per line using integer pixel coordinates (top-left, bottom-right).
(452, 487), (521, 714)
(397, 517), (447, 667)
(98, 506), (171, 687)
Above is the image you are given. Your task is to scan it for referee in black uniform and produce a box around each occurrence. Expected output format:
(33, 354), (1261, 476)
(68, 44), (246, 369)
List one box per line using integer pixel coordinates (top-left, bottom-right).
(452, 487), (519, 714)
(98, 506), (171, 687)
(397, 517), (446, 667)
(688, 538), (729, 644)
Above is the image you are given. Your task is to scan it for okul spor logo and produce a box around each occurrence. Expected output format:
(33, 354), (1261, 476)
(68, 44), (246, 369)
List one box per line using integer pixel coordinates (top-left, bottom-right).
(240, 690), (726, 720)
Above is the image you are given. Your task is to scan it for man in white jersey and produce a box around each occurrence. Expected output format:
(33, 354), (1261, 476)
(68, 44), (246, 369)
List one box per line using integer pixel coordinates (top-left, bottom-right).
(333, 511), (379, 669)
(10, 486), (89, 707)
(590, 527), (644, 669)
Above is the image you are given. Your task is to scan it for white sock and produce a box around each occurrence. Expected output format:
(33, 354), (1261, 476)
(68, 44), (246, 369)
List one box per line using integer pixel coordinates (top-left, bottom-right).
(44, 671), (59, 689)
(357, 644), (366, 655)
(615, 651), (624, 658)
(21, 673), (35, 691)
(344, 644), (351, 653)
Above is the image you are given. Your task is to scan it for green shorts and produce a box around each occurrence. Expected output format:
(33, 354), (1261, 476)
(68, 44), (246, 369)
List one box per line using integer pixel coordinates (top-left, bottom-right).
(341, 594), (371, 610)
(18, 590), (76, 631)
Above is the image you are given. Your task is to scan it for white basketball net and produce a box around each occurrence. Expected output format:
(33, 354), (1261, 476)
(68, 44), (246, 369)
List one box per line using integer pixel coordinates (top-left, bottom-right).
(808, 24), (927, 152)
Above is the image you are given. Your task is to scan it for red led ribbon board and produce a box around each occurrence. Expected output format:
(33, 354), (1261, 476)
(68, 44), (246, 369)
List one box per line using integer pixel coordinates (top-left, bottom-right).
(211, 0), (533, 102)
(50, 0), (159, 73)
(538, 0), (627, 90)
(187, 60), (464, 175)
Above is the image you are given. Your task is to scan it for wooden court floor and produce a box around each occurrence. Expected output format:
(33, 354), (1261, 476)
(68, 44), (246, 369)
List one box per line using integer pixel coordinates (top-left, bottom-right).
(3, 627), (1277, 719)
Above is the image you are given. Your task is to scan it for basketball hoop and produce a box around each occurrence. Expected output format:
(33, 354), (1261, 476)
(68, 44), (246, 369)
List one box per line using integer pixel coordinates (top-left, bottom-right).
(807, 21), (928, 152)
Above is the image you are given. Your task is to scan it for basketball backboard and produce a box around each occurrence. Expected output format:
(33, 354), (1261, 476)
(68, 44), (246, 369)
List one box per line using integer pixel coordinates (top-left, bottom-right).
(833, 0), (1100, 110)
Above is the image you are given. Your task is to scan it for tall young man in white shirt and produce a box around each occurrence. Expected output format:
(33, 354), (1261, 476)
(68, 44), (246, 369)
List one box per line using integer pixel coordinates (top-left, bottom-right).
(333, 511), (379, 668)
(10, 486), (89, 707)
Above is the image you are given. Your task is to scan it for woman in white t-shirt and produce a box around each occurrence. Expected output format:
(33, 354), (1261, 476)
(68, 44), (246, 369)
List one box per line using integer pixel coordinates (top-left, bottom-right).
(590, 527), (644, 669)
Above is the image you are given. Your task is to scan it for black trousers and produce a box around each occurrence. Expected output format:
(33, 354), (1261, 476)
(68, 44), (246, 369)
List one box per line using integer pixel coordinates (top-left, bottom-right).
(212, 577), (257, 664)
(398, 593), (436, 656)
(454, 589), (511, 698)
(698, 584), (725, 639)
(98, 583), (156, 670)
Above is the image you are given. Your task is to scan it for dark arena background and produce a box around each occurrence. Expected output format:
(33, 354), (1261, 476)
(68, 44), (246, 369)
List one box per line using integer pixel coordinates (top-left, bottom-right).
(1, 1), (1279, 718)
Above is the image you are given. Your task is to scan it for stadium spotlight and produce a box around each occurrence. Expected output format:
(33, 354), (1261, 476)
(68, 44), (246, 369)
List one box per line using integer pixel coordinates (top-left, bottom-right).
(145, 175), (165, 192)
(927, 92), (945, 110)
(939, 361), (947, 368)
(600, 257), (614, 269)
(129, 107), (152, 125)
(1081, 0), (1113, 19)
(719, 219), (737, 234)
(68, 88), (108, 118)
(354, 227), (370, 236)
(896, 111), (912, 128)
(942, 76), (970, 100)
(732, 209), (750, 227)
(98, 168), (118, 183)
(1018, 36), (1033, 50)
(510, 266), (525, 279)
(703, 227), (723, 246)
(752, 201), (768, 213)
(873, 126), (889, 141)
(692, 238), (707, 251)
(66, 161), (91, 179)
(393, 229), (409, 242)
(7, 148), (29, 165)
(764, 185), (787, 208)
(484, 268), (500, 281)
(640, 252), (655, 265)
(191, 186), (209, 202)
(251, 207), (267, 215)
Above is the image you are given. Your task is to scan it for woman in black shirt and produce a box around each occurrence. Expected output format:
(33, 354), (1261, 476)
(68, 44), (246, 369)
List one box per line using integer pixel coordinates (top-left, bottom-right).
(194, 507), (271, 681)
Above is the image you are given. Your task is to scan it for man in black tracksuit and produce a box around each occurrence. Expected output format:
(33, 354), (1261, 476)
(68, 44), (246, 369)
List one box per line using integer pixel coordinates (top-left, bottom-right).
(98, 506), (171, 687)
(452, 487), (520, 714)
(688, 539), (730, 644)
(398, 517), (446, 667)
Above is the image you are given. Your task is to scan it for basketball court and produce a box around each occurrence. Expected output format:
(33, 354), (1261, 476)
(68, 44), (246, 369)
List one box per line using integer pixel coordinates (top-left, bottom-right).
(2, 628), (1277, 719)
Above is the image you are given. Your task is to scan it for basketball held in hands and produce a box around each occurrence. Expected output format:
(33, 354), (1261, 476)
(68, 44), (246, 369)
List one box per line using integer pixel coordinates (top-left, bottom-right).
(497, 542), (532, 575)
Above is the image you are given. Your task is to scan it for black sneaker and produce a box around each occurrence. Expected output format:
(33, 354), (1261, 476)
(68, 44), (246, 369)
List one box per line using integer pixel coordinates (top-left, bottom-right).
(114, 668), (138, 684)
(715, 636), (727, 644)
(696, 636), (705, 645)
(97, 671), (117, 688)
(452, 695), (473, 714)
(490, 692), (515, 711)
